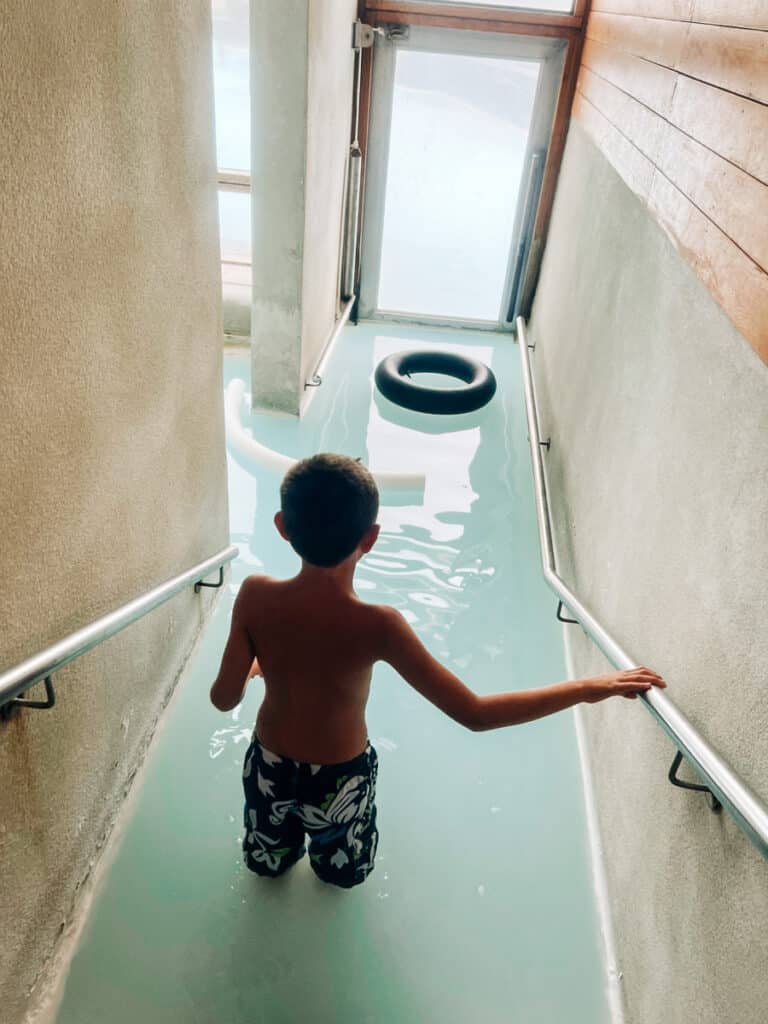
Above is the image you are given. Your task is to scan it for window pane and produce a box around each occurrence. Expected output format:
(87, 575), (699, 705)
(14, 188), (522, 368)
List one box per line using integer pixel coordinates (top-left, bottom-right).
(377, 51), (539, 321)
(218, 190), (251, 263)
(212, 0), (250, 171)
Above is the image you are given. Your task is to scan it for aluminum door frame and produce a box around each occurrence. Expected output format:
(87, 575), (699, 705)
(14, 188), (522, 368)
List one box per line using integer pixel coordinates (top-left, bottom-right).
(358, 25), (565, 331)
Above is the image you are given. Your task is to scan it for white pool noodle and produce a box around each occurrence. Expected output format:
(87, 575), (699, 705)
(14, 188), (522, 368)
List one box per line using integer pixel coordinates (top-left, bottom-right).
(224, 379), (426, 493)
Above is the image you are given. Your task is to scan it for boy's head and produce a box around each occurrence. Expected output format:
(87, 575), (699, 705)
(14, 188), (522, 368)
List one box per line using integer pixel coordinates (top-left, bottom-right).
(277, 453), (379, 568)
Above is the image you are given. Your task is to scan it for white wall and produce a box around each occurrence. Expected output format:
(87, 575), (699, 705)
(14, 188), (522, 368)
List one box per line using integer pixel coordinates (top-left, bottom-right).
(529, 122), (768, 1024)
(0, 3), (228, 1019)
(250, 0), (357, 414)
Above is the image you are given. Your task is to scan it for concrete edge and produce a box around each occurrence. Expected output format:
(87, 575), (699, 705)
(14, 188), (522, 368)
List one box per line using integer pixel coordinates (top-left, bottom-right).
(566, 628), (627, 1024)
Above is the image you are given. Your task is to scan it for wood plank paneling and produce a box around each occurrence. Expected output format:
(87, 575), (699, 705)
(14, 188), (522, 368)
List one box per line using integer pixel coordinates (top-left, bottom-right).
(588, 12), (690, 65)
(581, 39), (768, 184)
(574, 92), (768, 361)
(588, 13), (768, 103)
(591, 0), (768, 30)
(647, 175), (768, 363)
(591, 0), (693, 19)
(573, 91), (656, 198)
(681, 23), (768, 103)
(655, 125), (767, 271)
(690, 1), (768, 30)
(574, 1), (768, 362)
(581, 37), (678, 111)
(668, 77), (768, 186)
(579, 68), (768, 269)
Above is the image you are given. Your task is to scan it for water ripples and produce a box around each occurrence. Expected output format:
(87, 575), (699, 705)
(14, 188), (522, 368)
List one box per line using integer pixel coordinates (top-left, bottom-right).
(209, 725), (253, 760)
(357, 531), (499, 652)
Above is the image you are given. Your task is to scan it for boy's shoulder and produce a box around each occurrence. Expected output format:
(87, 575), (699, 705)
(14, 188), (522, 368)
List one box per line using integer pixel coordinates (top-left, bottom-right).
(356, 599), (410, 643)
(235, 573), (278, 609)
(236, 575), (408, 634)
(240, 573), (273, 587)
(238, 573), (274, 596)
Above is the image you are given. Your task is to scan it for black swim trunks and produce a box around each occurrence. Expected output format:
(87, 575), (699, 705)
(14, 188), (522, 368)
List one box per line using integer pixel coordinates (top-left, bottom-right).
(242, 736), (379, 889)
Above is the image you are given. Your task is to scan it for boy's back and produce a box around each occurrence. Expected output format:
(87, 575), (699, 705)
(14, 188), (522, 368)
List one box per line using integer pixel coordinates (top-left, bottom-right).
(237, 573), (387, 763)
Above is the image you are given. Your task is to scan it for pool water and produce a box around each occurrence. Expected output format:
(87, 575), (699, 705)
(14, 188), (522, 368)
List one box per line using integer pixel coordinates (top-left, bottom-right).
(53, 323), (609, 1024)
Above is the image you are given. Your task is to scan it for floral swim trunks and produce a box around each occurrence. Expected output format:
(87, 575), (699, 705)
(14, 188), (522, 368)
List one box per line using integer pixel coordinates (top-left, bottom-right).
(242, 736), (379, 889)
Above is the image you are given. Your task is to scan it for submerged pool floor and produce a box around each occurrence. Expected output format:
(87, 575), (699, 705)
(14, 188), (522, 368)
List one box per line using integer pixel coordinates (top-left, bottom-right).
(53, 323), (608, 1024)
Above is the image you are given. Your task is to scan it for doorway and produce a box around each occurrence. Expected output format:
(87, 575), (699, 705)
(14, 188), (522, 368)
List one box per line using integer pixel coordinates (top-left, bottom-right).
(358, 27), (565, 329)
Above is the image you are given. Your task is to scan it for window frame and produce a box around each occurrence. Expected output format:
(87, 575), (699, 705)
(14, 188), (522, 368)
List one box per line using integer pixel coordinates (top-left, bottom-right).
(357, 26), (567, 329)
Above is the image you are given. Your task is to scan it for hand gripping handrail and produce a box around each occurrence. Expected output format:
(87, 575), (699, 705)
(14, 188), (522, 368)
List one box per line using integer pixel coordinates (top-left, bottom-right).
(516, 316), (768, 861)
(0, 545), (238, 714)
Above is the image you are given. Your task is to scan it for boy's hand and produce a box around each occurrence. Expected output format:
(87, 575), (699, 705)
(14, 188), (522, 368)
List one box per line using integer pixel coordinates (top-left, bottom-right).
(583, 666), (666, 703)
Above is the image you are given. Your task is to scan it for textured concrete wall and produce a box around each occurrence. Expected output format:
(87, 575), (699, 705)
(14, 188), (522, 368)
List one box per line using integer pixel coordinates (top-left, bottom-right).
(249, 0), (308, 414)
(0, 3), (228, 1019)
(529, 122), (768, 1024)
(250, 0), (356, 414)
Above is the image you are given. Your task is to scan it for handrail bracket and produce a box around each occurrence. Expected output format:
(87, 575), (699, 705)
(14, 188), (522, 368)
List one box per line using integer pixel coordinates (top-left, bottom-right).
(194, 567), (225, 592)
(668, 751), (722, 813)
(1, 676), (56, 720)
(556, 600), (579, 625)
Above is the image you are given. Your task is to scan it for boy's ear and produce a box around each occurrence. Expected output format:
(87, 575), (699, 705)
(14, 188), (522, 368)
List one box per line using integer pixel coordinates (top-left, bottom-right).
(274, 511), (289, 541)
(360, 523), (380, 554)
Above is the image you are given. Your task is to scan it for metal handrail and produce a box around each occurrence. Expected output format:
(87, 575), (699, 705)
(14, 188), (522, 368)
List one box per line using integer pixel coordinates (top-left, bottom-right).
(305, 295), (356, 390)
(516, 316), (768, 861)
(0, 545), (238, 709)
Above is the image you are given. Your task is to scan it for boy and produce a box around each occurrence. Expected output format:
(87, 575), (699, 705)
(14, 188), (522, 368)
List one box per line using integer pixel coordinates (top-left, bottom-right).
(211, 453), (665, 889)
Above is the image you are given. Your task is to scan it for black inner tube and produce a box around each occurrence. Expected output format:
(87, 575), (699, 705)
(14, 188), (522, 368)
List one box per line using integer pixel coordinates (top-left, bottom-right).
(374, 350), (497, 415)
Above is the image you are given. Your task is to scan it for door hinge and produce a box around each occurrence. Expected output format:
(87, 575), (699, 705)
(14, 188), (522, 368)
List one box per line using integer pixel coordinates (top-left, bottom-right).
(352, 20), (381, 49)
(352, 20), (408, 48)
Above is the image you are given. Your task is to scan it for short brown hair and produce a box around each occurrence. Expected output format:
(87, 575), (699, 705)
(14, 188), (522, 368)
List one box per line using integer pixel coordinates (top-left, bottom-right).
(280, 453), (379, 567)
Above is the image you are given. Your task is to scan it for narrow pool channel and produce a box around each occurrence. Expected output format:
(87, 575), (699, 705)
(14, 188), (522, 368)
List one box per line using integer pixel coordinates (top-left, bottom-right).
(52, 323), (609, 1024)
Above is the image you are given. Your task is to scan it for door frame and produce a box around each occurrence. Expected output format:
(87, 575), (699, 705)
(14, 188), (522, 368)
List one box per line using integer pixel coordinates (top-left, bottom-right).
(357, 25), (566, 330)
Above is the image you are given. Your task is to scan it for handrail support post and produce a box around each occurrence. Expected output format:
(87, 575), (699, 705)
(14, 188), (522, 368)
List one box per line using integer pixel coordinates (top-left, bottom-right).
(194, 566), (225, 593)
(668, 751), (722, 813)
(0, 676), (55, 720)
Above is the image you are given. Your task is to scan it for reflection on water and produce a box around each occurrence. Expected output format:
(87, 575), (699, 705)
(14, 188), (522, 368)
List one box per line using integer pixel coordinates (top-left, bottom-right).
(209, 726), (252, 760)
(53, 323), (608, 1024)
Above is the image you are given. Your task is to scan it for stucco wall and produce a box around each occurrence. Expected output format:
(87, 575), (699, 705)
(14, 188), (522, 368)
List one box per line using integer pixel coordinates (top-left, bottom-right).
(250, 0), (356, 414)
(249, 0), (309, 414)
(529, 122), (768, 1024)
(0, 3), (228, 1020)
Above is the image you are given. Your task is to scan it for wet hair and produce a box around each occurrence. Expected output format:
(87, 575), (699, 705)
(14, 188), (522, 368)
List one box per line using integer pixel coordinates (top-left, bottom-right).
(279, 453), (379, 567)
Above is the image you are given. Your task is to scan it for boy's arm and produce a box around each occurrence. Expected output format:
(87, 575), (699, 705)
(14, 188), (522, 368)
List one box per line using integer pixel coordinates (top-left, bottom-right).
(210, 577), (259, 711)
(379, 608), (665, 731)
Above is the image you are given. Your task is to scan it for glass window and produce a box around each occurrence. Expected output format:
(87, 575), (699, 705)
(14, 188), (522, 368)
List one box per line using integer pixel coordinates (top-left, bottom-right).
(212, 0), (250, 172)
(218, 190), (251, 264)
(212, 1), (250, 268)
(376, 51), (540, 321)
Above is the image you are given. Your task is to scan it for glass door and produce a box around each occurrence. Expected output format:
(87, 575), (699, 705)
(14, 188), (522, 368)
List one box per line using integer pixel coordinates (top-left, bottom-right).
(359, 27), (564, 329)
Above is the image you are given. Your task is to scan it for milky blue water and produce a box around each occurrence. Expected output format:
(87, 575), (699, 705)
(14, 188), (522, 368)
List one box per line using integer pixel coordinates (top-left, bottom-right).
(53, 323), (608, 1024)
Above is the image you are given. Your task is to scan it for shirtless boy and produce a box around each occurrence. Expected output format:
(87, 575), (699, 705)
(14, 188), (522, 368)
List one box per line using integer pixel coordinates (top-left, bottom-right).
(211, 453), (665, 889)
